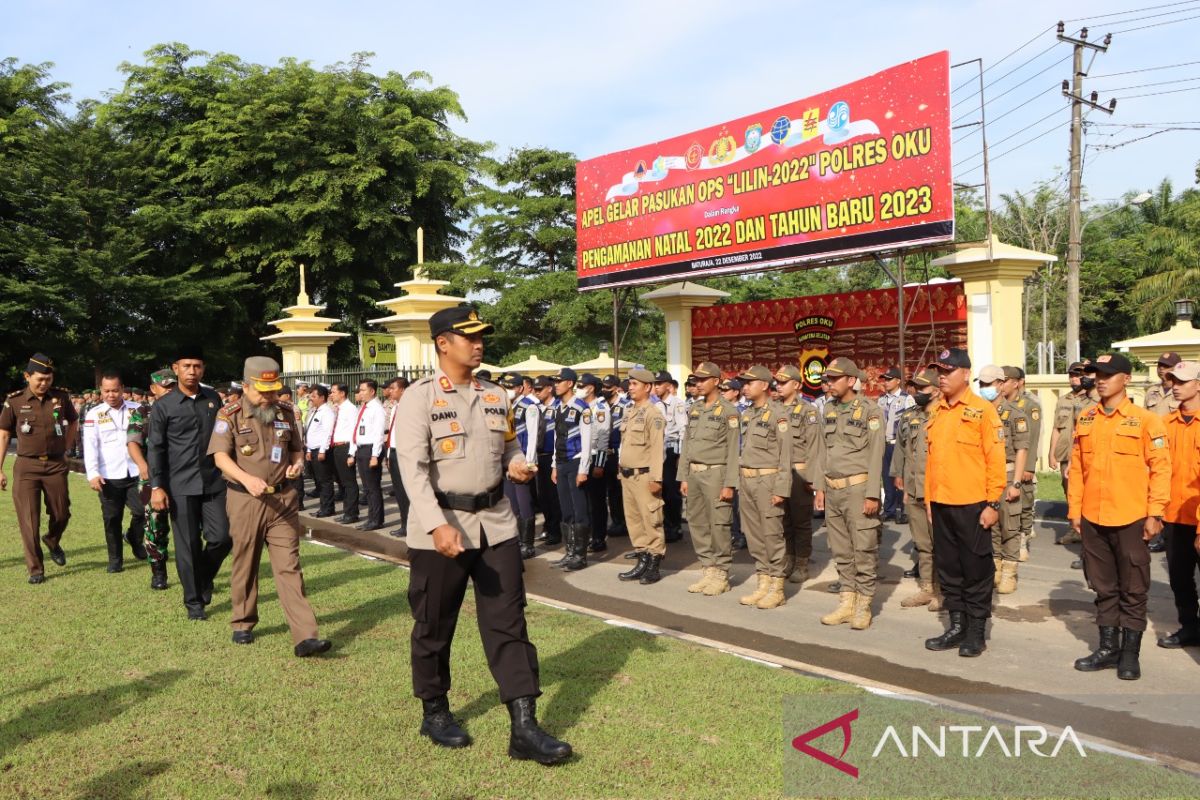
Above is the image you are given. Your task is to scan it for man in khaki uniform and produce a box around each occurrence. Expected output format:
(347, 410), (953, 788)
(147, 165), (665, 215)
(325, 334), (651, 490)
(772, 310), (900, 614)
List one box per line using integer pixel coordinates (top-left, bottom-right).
(1145, 352), (1182, 416)
(774, 364), (824, 586)
(209, 357), (331, 658)
(980, 365), (1028, 593)
(735, 365), (792, 610)
(815, 357), (884, 630)
(1010, 367), (1041, 562)
(617, 368), (667, 585)
(679, 362), (740, 596)
(891, 368), (940, 609)
(1050, 361), (1097, 545)
(0, 353), (78, 583)
(395, 304), (570, 764)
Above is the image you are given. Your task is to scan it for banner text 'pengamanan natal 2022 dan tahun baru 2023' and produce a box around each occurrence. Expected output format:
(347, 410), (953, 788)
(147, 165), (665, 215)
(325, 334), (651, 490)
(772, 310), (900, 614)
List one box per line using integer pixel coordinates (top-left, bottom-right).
(575, 51), (955, 291)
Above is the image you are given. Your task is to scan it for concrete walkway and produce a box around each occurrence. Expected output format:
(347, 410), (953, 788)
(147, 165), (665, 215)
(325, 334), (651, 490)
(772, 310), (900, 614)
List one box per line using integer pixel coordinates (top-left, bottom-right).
(301, 491), (1200, 770)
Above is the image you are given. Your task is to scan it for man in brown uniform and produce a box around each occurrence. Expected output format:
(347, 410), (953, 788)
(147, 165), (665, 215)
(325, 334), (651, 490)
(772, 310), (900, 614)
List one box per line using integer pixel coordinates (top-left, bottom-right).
(208, 357), (330, 657)
(816, 358), (884, 630)
(0, 353), (78, 583)
(735, 365), (792, 610)
(979, 365), (1028, 595)
(1050, 362), (1097, 545)
(679, 362), (740, 596)
(617, 368), (667, 585)
(1010, 368), (1041, 562)
(1145, 351), (1182, 416)
(891, 368), (939, 609)
(775, 364), (824, 586)
(395, 304), (570, 764)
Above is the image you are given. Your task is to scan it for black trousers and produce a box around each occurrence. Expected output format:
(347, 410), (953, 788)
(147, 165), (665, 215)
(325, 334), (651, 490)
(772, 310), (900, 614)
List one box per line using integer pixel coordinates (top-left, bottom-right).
(387, 449), (411, 529)
(168, 489), (231, 614)
(587, 462), (609, 539)
(99, 476), (145, 560)
(1082, 517), (1150, 631)
(355, 445), (384, 527)
(408, 536), (540, 703)
(882, 442), (900, 517)
(931, 501), (994, 619)
(554, 456), (589, 527)
(330, 443), (358, 519)
(605, 455), (626, 533)
(1165, 522), (1200, 630)
(310, 448), (335, 516)
(662, 451), (682, 534)
(536, 453), (561, 538)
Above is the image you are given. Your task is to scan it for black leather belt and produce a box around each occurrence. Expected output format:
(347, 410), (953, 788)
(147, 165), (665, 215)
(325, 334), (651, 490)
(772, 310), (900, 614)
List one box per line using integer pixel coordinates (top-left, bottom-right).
(228, 481), (286, 495)
(435, 484), (503, 512)
(620, 466), (650, 478)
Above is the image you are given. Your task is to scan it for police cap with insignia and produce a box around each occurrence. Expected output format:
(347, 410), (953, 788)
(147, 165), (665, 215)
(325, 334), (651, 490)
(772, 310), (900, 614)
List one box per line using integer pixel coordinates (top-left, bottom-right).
(1067, 361), (1087, 375)
(627, 368), (656, 384)
(579, 373), (602, 388)
(1085, 353), (1132, 376)
(429, 303), (494, 338)
(1001, 366), (1023, 380)
(911, 368), (939, 388)
(823, 357), (864, 380)
(475, 369), (493, 381)
(930, 347), (971, 371)
(653, 370), (677, 386)
(499, 372), (523, 389)
(720, 378), (744, 391)
(552, 367), (578, 382)
(244, 356), (284, 392)
(1158, 351), (1182, 368)
(601, 374), (621, 389)
(690, 362), (722, 380)
(26, 353), (54, 374)
(532, 375), (554, 389)
(774, 364), (804, 383)
(738, 365), (774, 383)
(881, 366), (902, 380)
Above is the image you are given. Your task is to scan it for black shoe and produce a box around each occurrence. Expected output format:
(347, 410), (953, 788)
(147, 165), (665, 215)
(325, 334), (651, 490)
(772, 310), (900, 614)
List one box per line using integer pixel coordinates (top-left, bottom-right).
(306, 490), (320, 499)
(42, 537), (66, 566)
(1074, 625), (1120, 671)
(664, 529), (682, 544)
(1117, 629), (1143, 680)
(507, 697), (572, 765)
(232, 630), (255, 645)
(389, 527), (408, 538)
(731, 534), (747, 551)
(903, 566), (919, 579)
(420, 697), (471, 749)
(107, 561), (124, 574)
(826, 581), (842, 593)
(896, 513), (909, 525)
(925, 611), (967, 651)
(1147, 536), (1166, 553)
(639, 554), (663, 585)
(294, 638), (332, 658)
(958, 616), (987, 657)
(1157, 627), (1200, 649)
(618, 552), (650, 581)
(1070, 559), (1083, 570)
(187, 609), (207, 621)
(125, 530), (148, 562)
(357, 522), (385, 531)
(552, 524), (576, 568)
(359, 497), (368, 507)
(28, 574), (45, 585)
(337, 515), (360, 525)
(311, 510), (333, 518)
(561, 525), (589, 571)
(518, 519), (535, 559)
(150, 562), (169, 590)
(587, 538), (607, 553)
(623, 550), (641, 559)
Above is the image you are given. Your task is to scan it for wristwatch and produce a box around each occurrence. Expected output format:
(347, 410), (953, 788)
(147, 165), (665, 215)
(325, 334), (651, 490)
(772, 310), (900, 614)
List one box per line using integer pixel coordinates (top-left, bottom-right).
(987, 500), (1001, 511)
(1011, 481), (1022, 489)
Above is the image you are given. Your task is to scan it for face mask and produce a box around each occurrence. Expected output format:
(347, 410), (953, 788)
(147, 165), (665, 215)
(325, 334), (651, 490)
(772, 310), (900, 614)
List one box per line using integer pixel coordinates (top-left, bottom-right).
(914, 392), (934, 408)
(506, 388), (518, 401)
(574, 387), (589, 400)
(1079, 377), (1096, 390)
(979, 386), (999, 401)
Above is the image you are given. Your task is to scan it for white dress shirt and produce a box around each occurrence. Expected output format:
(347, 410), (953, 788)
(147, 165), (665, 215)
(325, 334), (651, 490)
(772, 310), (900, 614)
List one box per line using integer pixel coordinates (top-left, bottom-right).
(331, 399), (358, 446)
(83, 400), (139, 480)
(522, 399), (542, 464)
(351, 397), (386, 458)
(306, 403), (336, 454)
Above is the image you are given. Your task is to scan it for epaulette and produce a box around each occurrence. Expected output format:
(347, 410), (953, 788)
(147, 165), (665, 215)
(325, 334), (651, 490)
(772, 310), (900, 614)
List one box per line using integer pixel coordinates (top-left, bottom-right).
(6, 389), (20, 398)
(415, 376), (433, 387)
(219, 401), (241, 418)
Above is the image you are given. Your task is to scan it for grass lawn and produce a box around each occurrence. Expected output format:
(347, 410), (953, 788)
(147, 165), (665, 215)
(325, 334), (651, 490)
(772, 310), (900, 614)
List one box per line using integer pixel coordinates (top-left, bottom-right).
(1036, 471), (1066, 502)
(1, 474), (1196, 799)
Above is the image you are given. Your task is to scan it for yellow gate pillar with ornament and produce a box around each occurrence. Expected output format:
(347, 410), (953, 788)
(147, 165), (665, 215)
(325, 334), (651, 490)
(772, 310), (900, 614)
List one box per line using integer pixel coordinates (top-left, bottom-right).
(931, 236), (1054, 370)
(261, 263), (351, 372)
(641, 282), (729, 382)
(370, 228), (465, 370)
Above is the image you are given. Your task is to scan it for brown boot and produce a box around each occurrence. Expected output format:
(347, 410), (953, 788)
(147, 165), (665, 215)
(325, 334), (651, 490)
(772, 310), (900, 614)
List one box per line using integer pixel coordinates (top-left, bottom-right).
(821, 591), (857, 625)
(755, 576), (787, 609)
(687, 567), (715, 594)
(850, 593), (873, 630)
(739, 574), (770, 606)
(702, 568), (730, 596)
(901, 582), (935, 608)
(993, 557), (1002, 587)
(996, 560), (1018, 594)
(788, 557), (809, 585)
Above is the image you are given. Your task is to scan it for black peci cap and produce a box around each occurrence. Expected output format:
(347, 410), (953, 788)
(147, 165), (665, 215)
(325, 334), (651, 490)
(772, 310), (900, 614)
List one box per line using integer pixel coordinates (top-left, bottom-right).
(26, 353), (54, 374)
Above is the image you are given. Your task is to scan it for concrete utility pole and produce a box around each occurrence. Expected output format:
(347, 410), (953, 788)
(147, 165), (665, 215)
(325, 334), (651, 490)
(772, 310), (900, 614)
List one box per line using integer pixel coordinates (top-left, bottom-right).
(1057, 22), (1114, 365)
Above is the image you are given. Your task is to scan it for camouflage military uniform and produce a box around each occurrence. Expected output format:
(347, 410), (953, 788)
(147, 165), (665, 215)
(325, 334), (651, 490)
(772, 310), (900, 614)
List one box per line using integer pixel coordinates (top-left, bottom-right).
(128, 403), (170, 564)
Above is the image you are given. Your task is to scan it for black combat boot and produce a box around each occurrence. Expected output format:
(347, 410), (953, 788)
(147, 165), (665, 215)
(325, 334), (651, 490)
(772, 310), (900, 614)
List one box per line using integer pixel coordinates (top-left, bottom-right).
(958, 616), (987, 657)
(552, 524), (575, 568)
(125, 528), (148, 561)
(104, 531), (124, 573)
(1074, 625), (1120, 672)
(519, 519), (536, 560)
(506, 696), (572, 765)
(638, 553), (663, 585)
(150, 560), (169, 590)
(419, 696), (471, 748)
(1117, 629), (1143, 681)
(925, 611), (967, 651)
(618, 552), (650, 581)
(562, 525), (589, 571)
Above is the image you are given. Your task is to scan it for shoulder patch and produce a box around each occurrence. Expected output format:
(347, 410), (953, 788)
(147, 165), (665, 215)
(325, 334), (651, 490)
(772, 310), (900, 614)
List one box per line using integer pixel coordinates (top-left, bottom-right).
(1016, 418), (1028, 432)
(1153, 436), (1166, 449)
(214, 419), (229, 435)
(654, 418), (664, 431)
(868, 417), (881, 431)
(582, 410), (591, 423)
(1031, 408), (1040, 421)
(597, 411), (606, 423)
(777, 418), (789, 433)
(728, 415), (739, 428)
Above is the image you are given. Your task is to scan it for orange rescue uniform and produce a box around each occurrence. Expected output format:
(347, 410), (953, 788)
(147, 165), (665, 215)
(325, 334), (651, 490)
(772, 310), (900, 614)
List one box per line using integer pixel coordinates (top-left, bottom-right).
(1162, 409), (1200, 525)
(925, 389), (1006, 505)
(1068, 398), (1170, 527)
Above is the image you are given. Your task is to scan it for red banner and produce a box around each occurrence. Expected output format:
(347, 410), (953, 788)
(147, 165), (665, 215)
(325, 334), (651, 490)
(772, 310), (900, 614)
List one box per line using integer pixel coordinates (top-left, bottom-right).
(575, 52), (953, 290)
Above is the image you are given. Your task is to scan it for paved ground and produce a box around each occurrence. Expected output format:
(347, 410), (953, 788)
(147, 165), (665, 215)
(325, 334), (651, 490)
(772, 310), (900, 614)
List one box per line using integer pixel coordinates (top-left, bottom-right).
(301, 488), (1200, 770)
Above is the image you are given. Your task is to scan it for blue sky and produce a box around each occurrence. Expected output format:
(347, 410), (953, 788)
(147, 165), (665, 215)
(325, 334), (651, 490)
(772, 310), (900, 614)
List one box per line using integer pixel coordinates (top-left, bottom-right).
(5, 0), (1199, 208)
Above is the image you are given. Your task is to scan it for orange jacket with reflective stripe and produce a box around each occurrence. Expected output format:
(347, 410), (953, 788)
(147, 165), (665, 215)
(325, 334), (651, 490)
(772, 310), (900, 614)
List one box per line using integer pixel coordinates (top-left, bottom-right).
(1163, 408), (1200, 525)
(1068, 397), (1171, 527)
(924, 389), (1007, 505)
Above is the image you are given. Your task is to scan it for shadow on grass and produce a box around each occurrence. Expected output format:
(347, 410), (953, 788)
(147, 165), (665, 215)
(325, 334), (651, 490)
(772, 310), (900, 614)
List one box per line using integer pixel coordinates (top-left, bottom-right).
(205, 553), (393, 616)
(0, 670), (189, 760)
(251, 572), (409, 648)
(456, 625), (665, 735)
(263, 779), (319, 799)
(71, 759), (171, 800)
(0, 543), (108, 569)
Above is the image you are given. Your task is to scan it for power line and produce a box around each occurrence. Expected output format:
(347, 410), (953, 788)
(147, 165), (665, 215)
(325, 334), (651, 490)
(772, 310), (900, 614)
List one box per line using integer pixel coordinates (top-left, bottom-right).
(1091, 74), (1200, 91)
(953, 84), (1058, 145)
(953, 53), (1071, 118)
(1114, 84), (1200, 99)
(1094, 127), (1200, 149)
(952, 40), (1067, 108)
(950, 24), (1055, 94)
(1064, 0), (1200, 22)
(954, 105), (1069, 167)
(1112, 11), (1200, 32)
(1090, 59), (1200, 78)
(957, 119), (1072, 176)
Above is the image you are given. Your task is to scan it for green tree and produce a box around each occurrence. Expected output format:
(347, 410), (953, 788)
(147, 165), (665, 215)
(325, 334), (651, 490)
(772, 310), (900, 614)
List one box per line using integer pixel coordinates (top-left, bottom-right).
(1128, 179), (1200, 330)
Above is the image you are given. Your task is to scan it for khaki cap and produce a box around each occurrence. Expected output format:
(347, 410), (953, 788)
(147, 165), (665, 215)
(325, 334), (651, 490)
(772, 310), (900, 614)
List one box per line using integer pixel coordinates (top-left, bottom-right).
(774, 365), (804, 382)
(823, 357), (862, 380)
(738, 365), (774, 383)
(244, 356), (284, 392)
(690, 362), (722, 379)
(1167, 360), (1200, 382)
(627, 367), (656, 383)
